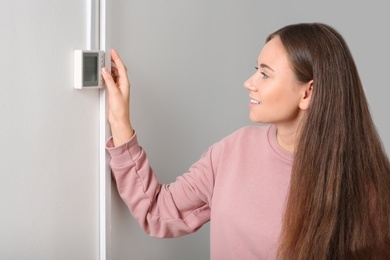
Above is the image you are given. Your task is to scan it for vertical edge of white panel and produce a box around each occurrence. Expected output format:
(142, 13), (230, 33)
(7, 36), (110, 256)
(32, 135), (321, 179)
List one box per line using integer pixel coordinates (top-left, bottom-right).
(87, 0), (99, 50)
(99, 0), (112, 259)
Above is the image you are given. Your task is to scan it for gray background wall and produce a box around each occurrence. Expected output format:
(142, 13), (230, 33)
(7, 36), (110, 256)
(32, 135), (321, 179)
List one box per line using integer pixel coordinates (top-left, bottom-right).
(110, 0), (390, 259)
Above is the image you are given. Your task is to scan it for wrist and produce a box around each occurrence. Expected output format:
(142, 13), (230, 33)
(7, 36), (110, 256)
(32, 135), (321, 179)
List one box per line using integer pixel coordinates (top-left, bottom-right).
(110, 121), (134, 147)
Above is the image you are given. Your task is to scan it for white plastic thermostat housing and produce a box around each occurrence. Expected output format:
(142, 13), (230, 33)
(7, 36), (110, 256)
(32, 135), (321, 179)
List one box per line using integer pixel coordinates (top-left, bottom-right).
(74, 50), (105, 89)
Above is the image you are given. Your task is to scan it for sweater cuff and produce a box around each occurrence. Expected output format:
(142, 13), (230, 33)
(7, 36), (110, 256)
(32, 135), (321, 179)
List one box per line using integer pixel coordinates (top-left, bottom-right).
(106, 132), (142, 167)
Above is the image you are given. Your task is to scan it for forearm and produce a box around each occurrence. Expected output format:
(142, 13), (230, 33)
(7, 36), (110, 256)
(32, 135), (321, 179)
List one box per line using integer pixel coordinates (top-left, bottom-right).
(110, 120), (134, 147)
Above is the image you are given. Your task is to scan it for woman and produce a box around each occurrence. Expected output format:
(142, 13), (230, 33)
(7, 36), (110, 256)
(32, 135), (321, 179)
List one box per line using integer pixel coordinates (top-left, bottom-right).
(103, 23), (390, 259)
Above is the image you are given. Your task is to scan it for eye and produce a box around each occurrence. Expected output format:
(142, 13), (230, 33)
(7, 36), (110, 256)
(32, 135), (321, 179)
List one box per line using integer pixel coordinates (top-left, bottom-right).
(260, 72), (268, 79)
(254, 67), (268, 78)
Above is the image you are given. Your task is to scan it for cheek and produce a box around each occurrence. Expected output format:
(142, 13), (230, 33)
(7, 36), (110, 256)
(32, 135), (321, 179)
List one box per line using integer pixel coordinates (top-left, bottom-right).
(266, 81), (301, 107)
(261, 87), (301, 119)
(274, 90), (300, 109)
(263, 86), (290, 107)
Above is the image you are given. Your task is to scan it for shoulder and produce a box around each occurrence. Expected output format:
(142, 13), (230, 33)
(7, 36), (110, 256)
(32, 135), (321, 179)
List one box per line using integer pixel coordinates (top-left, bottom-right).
(209, 124), (272, 152)
(222, 124), (272, 143)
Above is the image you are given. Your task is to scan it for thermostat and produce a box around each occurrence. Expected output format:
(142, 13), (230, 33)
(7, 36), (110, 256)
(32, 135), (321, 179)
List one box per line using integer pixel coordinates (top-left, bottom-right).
(74, 50), (105, 89)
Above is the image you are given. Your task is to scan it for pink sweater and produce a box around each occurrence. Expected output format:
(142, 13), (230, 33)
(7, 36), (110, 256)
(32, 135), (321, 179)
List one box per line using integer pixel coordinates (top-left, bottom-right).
(106, 124), (293, 259)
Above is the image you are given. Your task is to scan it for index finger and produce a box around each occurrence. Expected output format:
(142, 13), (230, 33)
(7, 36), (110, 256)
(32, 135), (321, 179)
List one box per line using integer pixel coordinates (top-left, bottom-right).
(111, 49), (127, 75)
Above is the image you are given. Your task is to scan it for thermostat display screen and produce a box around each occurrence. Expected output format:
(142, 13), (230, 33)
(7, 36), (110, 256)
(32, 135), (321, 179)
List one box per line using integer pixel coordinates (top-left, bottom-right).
(74, 50), (104, 89)
(83, 53), (99, 86)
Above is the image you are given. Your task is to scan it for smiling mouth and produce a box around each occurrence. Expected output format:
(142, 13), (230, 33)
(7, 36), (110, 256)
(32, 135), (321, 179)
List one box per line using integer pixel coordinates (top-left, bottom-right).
(250, 98), (261, 104)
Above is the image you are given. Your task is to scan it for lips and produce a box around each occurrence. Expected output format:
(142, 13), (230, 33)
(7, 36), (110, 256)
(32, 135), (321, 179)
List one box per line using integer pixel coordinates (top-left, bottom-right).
(250, 98), (261, 104)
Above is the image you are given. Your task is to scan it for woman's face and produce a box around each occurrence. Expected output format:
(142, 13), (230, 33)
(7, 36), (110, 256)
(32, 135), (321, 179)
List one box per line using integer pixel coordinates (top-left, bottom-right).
(244, 36), (307, 126)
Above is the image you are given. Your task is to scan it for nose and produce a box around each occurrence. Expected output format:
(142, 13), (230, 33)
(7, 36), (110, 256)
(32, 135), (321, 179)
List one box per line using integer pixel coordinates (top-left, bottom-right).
(243, 74), (257, 91)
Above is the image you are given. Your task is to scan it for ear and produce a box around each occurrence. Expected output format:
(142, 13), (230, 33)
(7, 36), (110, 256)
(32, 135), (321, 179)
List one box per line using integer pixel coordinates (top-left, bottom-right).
(299, 80), (314, 110)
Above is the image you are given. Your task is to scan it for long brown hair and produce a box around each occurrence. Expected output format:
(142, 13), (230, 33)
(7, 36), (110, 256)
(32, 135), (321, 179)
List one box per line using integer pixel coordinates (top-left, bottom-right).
(269, 23), (390, 259)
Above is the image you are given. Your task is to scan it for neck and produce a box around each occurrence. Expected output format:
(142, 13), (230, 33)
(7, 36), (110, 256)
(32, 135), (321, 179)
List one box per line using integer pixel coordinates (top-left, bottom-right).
(275, 120), (302, 153)
(276, 128), (296, 153)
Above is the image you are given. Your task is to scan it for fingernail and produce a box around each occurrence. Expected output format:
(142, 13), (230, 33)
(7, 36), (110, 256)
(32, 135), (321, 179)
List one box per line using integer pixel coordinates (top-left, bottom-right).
(102, 67), (108, 74)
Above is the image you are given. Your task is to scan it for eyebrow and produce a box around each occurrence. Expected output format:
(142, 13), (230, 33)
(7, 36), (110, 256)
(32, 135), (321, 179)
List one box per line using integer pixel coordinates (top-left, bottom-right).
(259, 63), (274, 72)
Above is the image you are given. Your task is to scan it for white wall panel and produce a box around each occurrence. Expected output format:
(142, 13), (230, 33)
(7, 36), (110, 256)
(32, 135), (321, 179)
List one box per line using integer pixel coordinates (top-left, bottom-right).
(0, 1), (100, 259)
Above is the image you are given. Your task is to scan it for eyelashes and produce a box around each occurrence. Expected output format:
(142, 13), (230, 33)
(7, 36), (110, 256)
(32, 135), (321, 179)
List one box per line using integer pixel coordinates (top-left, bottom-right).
(254, 66), (270, 79)
(255, 67), (269, 78)
(260, 72), (268, 78)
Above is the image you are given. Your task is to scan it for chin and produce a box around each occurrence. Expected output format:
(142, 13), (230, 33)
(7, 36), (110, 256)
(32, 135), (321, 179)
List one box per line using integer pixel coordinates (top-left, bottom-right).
(250, 116), (275, 126)
(249, 115), (266, 124)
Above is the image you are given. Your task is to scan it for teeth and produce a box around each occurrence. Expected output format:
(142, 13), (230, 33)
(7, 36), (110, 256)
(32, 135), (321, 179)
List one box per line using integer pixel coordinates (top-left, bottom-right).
(250, 99), (261, 104)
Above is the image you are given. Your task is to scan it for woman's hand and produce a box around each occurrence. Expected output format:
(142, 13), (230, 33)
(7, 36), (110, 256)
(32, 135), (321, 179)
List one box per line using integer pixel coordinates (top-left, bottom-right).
(102, 49), (134, 147)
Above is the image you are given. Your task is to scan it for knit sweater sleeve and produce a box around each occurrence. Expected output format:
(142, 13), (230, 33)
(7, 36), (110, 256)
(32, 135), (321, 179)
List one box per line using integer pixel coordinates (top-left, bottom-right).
(106, 132), (214, 238)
